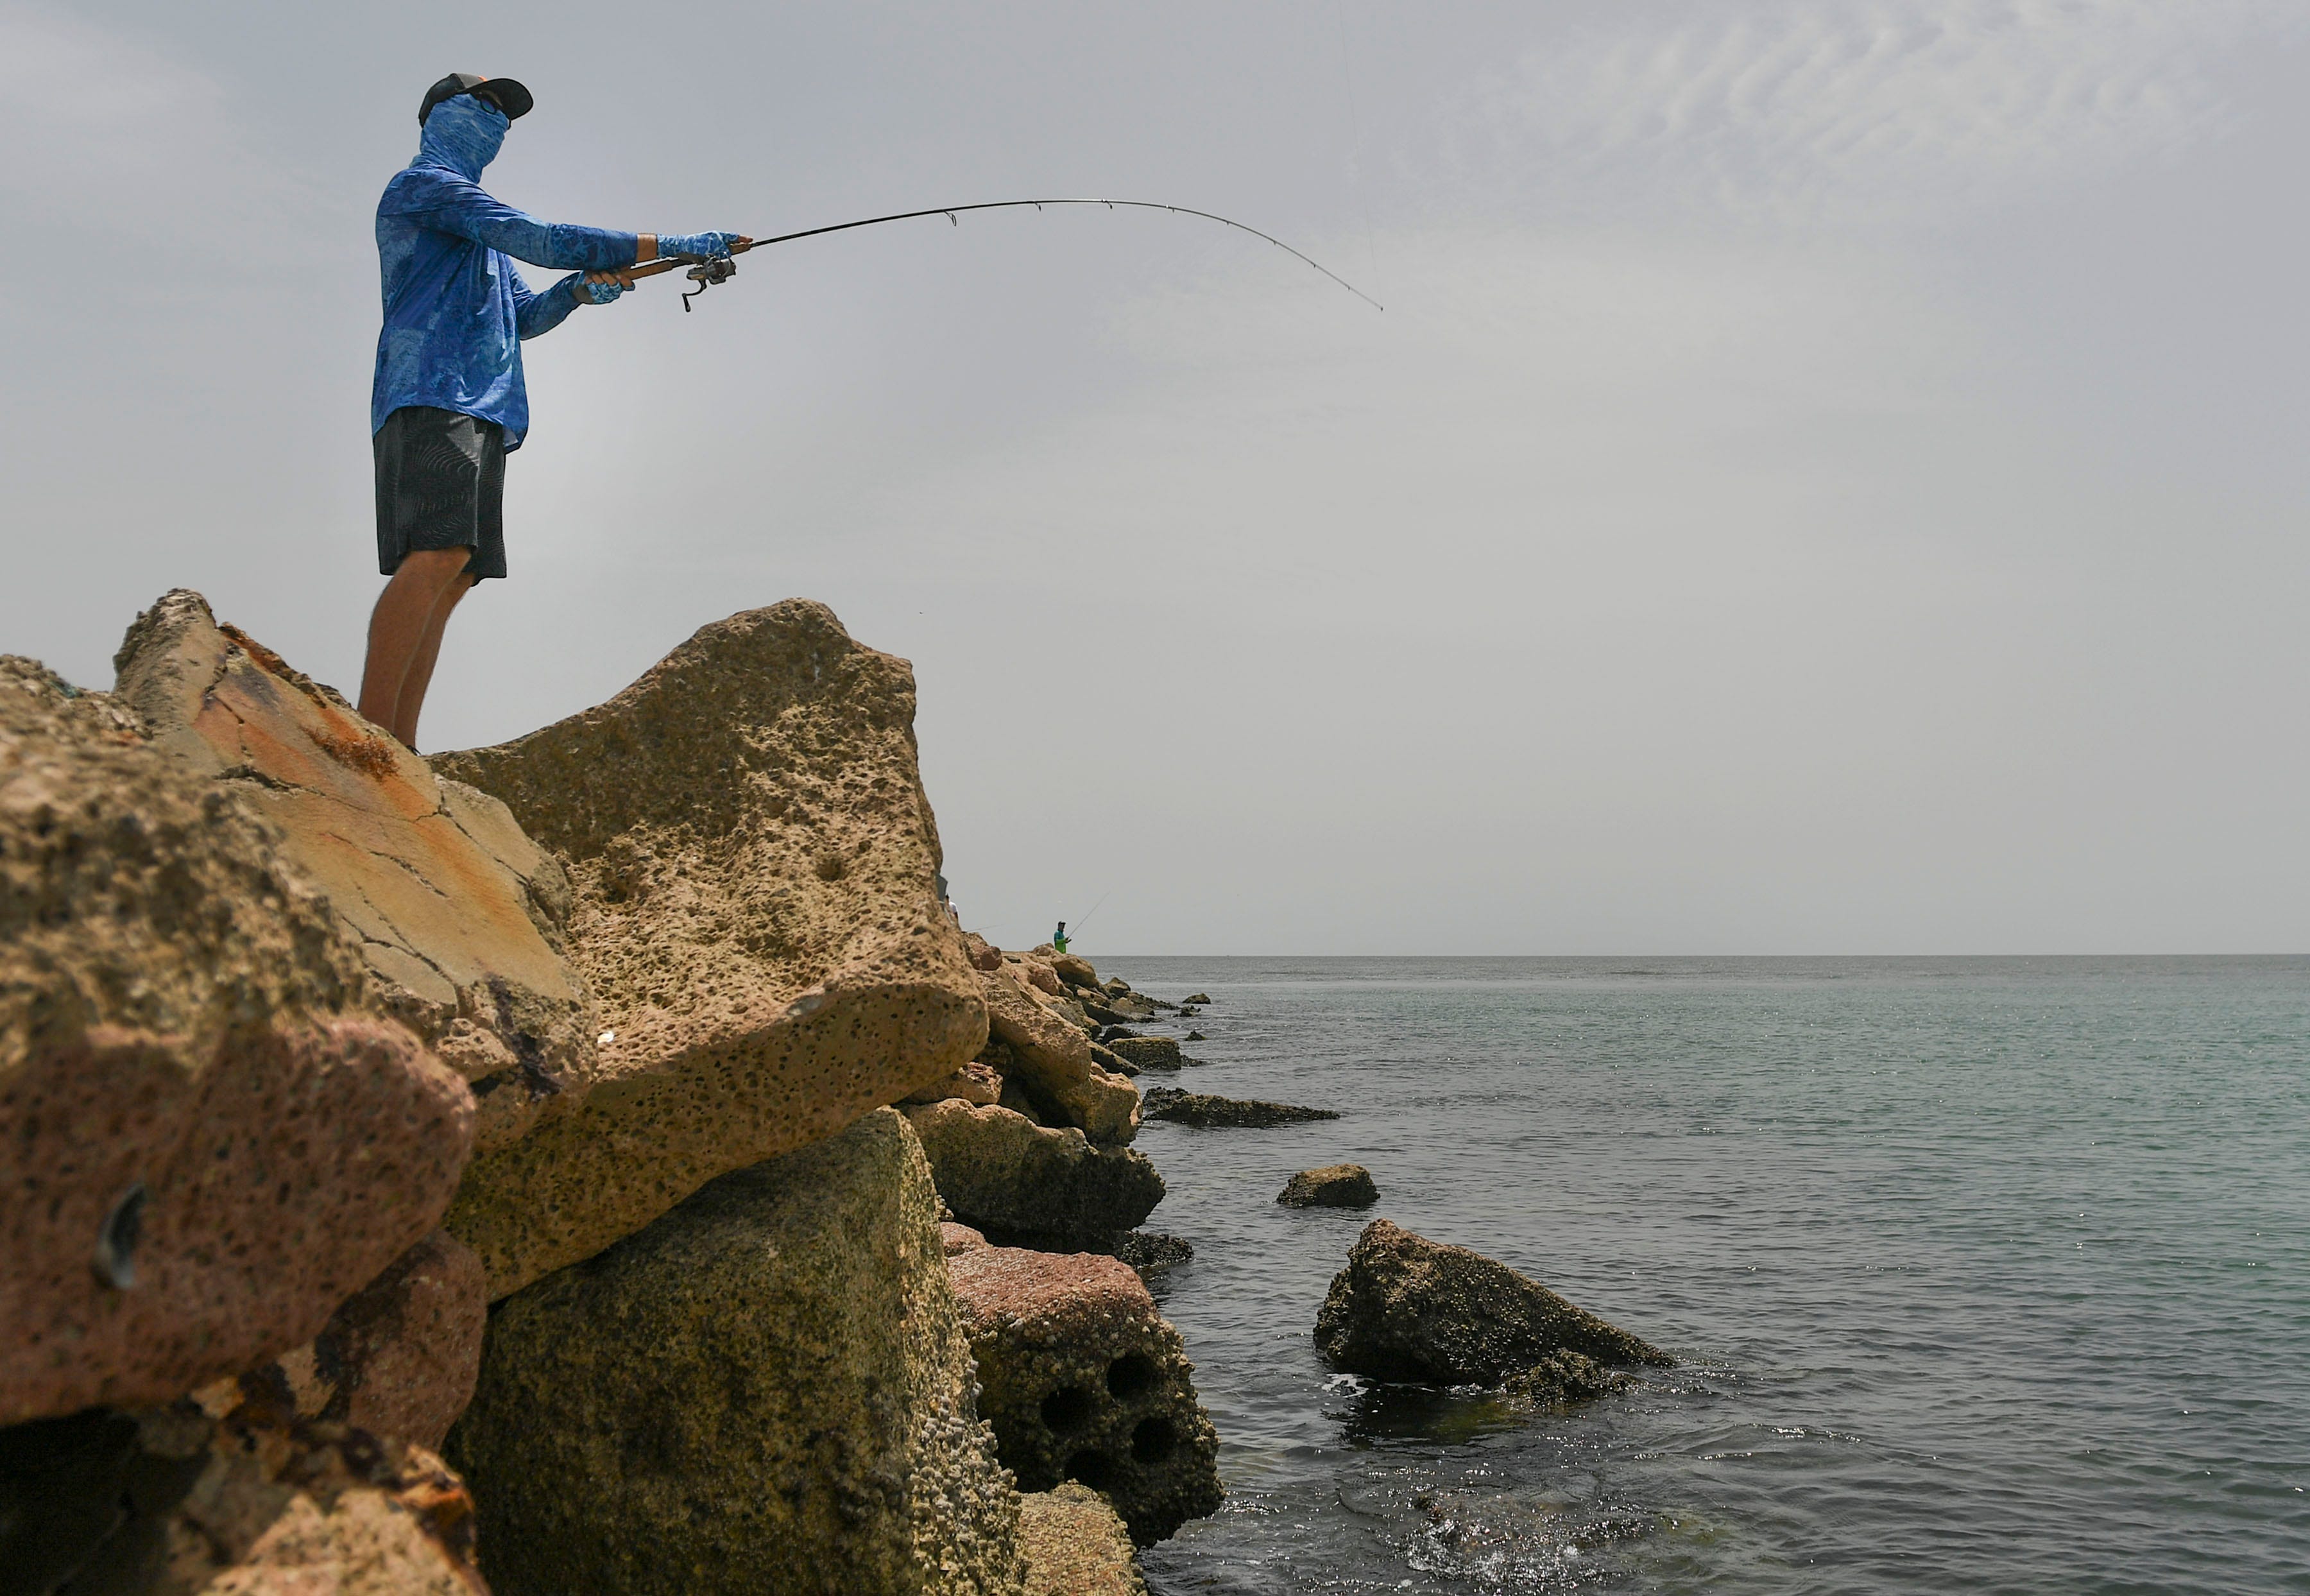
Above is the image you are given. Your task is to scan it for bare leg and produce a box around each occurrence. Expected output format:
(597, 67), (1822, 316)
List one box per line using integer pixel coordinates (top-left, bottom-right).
(358, 547), (474, 746)
(393, 572), (477, 751)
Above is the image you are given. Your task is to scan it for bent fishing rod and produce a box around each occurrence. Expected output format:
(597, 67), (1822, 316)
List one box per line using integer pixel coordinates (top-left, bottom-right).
(615, 198), (1383, 313)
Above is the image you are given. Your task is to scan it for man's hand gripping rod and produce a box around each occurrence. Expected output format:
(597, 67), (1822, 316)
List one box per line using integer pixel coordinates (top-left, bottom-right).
(617, 199), (1384, 313)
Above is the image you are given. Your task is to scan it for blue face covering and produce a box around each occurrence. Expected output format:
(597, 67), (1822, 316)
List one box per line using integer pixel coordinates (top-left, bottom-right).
(416, 94), (508, 180)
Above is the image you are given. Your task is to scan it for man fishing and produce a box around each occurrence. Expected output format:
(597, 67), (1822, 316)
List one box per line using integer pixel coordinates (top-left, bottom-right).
(359, 73), (746, 750)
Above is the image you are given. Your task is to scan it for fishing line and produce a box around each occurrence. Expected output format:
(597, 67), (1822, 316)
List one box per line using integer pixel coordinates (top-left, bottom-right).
(624, 198), (1384, 311)
(1333, 0), (1382, 300)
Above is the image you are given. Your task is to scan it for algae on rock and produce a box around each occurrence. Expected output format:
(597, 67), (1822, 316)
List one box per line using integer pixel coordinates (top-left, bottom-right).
(447, 1108), (1027, 1596)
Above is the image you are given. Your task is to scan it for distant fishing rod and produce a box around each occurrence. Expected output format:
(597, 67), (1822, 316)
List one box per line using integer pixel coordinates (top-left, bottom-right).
(618, 198), (1384, 313)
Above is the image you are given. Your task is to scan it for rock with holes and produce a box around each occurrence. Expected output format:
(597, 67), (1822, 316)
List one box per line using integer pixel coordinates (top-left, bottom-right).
(1278, 1163), (1380, 1209)
(429, 601), (986, 1298)
(1315, 1219), (1672, 1386)
(904, 1100), (1165, 1254)
(1, 655), (475, 1427)
(1018, 1483), (1147, 1596)
(206, 1230), (488, 1451)
(113, 590), (595, 1154)
(946, 1232), (1221, 1545)
(444, 1109), (1025, 1595)
(0, 1404), (486, 1593)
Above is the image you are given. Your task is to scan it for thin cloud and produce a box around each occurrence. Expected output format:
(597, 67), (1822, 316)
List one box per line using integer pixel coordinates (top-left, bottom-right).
(1466, 0), (2297, 223)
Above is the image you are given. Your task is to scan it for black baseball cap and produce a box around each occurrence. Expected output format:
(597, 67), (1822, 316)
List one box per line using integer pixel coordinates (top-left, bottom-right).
(418, 73), (533, 125)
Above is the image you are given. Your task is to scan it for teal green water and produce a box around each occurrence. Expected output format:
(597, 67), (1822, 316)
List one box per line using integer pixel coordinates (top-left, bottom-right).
(1108, 957), (2310, 1593)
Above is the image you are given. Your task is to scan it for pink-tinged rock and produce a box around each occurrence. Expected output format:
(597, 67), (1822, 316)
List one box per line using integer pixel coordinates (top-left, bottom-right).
(215, 1231), (489, 1451)
(1, 1022), (475, 1427)
(1, 654), (474, 1427)
(947, 1240), (1220, 1545)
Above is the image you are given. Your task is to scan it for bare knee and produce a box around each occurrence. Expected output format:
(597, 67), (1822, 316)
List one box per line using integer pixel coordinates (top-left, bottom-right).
(393, 546), (475, 592)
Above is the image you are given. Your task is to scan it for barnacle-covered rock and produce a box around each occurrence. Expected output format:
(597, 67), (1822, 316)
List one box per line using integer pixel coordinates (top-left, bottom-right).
(445, 1109), (1025, 1595)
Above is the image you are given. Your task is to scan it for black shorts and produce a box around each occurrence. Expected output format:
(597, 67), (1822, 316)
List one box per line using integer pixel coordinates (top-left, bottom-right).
(373, 406), (507, 581)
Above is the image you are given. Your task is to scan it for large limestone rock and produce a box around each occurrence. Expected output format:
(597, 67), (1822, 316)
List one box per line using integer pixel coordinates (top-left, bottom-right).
(946, 1233), (1222, 1545)
(905, 1100), (1166, 1253)
(0, 1405), (486, 1594)
(445, 1109), (1026, 1596)
(1018, 1484), (1147, 1596)
(0, 658), (475, 1427)
(209, 1231), (488, 1452)
(113, 591), (596, 1153)
(1315, 1220), (1672, 1386)
(431, 601), (986, 1296)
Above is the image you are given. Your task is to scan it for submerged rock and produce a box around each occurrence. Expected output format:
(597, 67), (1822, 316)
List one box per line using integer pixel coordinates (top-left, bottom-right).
(1278, 1163), (1380, 1208)
(1142, 1088), (1338, 1129)
(1181, 993), (1212, 1006)
(1315, 1219), (1670, 1386)
(447, 1108), (1025, 1595)
(0, 656), (474, 1427)
(114, 590), (597, 1154)
(948, 1235), (1222, 1545)
(431, 601), (987, 1298)
(1019, 1483), (1148, 1596)
(0, 1405), (486, 1595)
(905, 1100), (1166, 1252)
(1505, 1349), (1634, 1403)
(1111, 1231), (1195, 1273)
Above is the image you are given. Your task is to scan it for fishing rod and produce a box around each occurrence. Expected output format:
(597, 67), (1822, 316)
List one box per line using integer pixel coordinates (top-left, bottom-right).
(616, 198), (1384, 312)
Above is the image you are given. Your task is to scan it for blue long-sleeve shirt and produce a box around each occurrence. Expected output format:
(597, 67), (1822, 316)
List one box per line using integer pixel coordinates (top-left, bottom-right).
(370, 96), (637, 449)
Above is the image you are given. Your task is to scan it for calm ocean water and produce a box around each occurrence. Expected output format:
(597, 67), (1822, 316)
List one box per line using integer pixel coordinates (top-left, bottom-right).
(1099, 957), (2309, 1595)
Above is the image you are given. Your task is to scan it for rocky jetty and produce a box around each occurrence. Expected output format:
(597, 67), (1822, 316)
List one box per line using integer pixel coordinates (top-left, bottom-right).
(1279, 1163), (1381, 1208)
(1142, 1088), (1339, 1128)
(1315, 1220), (1670, 1386)
(947, 1230), (1223, 1545)
(1, 594), (1204, 1592)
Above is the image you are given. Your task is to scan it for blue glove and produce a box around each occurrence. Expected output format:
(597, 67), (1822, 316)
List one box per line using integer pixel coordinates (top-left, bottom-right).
(657, 231), (742, 261)
(583, 277), (626, 305)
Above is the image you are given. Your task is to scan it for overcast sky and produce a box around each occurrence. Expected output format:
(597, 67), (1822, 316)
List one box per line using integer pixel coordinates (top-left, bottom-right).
(4, 1), (2306, 954)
